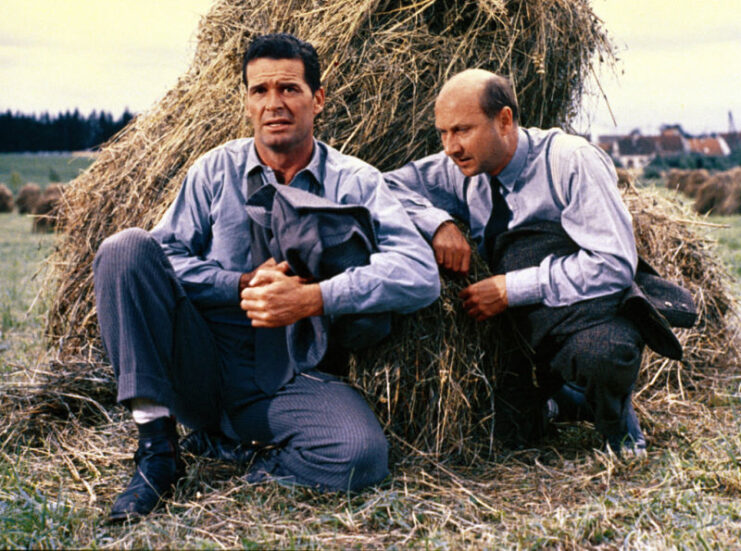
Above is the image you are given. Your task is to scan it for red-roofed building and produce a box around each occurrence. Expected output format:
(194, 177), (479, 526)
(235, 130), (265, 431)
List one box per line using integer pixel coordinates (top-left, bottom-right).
(720, 132), (741, 152)
(688, 137), (731, 157)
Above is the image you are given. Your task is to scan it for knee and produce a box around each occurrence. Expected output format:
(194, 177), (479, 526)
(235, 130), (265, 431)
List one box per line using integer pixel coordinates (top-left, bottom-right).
(344, 429), (389, 490)
(576, 337), (642, 394)
(323, 424), (389, 491)
(94, 228), (160, 278)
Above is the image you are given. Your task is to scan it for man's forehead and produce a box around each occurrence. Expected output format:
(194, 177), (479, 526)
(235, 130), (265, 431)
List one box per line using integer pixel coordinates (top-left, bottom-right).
(435, 86), (485, 120)
(246, 57), (306, 82)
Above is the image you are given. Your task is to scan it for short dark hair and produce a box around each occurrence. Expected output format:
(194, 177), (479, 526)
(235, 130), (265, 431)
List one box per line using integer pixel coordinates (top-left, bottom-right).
(242, 33), (321, 93)
(480, 74), (519, 123)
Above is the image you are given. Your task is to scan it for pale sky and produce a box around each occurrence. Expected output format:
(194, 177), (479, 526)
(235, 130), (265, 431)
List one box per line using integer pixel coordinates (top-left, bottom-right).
(1, 0), (740, 138)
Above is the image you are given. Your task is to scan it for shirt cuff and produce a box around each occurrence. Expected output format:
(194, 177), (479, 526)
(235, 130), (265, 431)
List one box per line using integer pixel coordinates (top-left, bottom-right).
(217, 270), (244, 303)
(418, 210), (455, 242)
(319, 273), (352, 316)
(505, 266), (543, 307)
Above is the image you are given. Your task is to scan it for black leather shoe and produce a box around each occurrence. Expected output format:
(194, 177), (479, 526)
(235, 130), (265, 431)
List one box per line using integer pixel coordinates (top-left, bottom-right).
(551, 382), (593, 422)
(181, 429), (255, 465)
(109, 416), (183, 522)
(605, 401), (647, 458)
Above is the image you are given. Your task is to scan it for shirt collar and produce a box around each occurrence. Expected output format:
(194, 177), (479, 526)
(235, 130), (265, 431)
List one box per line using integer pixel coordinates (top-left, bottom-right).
(246, 138), (325, 190)
(496, 127), (529, 191)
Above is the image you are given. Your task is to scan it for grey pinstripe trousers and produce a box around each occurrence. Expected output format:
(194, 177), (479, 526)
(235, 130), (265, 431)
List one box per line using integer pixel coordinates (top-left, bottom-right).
(93, 228), (388, 491)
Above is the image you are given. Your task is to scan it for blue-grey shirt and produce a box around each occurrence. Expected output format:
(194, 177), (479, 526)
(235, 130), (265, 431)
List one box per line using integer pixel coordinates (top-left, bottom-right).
(383, 127), (637, 308)
(150, 138), (440, 325)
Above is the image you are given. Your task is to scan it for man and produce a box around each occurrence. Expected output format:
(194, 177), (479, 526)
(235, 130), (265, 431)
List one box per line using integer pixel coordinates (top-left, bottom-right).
(384, 69), (648, 455)
(93, 33), (439, 521)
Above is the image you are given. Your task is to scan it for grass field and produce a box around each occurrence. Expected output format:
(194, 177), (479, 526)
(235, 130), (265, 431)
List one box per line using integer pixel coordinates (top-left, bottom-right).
(0, 153), (94, 193)
(1, 183), (741, 547)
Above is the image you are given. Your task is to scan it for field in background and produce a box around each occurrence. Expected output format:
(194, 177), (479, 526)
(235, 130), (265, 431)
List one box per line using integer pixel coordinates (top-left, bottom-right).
(1, 172), (741, 547)
(0, 153), (94, 193)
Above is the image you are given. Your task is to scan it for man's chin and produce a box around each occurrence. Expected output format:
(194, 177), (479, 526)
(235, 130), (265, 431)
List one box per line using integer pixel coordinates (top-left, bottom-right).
(258, 136), (298, 153)
(456, 163), (481, 177)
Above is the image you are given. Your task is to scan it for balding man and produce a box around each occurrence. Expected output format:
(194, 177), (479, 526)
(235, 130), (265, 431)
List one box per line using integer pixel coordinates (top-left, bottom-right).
(385, 69), (648, 455)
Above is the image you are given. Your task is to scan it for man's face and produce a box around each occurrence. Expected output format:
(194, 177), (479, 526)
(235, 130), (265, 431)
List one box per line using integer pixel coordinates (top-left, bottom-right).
(434, 86), (511, 177)
(245, 57), (325, 155)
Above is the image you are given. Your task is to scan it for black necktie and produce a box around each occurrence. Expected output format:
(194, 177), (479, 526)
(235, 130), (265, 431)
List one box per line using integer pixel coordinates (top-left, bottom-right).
(483, 176), (512, 262)
(246, 171), (291, 395)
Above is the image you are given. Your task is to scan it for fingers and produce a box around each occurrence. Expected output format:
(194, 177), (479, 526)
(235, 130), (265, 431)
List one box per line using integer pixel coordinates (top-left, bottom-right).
(459, 248), (471, 274)
(248, 267), (285, 288)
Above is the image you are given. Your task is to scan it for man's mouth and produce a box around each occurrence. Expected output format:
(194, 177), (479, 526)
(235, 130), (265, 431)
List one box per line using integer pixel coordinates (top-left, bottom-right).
(265, 119), (292, 129)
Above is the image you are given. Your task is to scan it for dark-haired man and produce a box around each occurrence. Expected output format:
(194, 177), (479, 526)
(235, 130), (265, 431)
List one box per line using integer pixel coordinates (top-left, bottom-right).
(385, 68), (649, 455)
(94, 33), (439, 521)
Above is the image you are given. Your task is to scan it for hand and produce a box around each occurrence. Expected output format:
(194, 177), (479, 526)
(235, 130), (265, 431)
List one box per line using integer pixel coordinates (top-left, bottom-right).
(238, 259), (290, 295)
(431, 221), (471, 275)
(459, 274), (508, 321)
(240, 268), (323, 327)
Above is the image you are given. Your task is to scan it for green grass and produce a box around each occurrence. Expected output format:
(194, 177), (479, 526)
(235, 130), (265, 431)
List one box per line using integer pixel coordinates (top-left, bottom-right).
(0, 213), (54, 370)
(0, 153), (94, 193)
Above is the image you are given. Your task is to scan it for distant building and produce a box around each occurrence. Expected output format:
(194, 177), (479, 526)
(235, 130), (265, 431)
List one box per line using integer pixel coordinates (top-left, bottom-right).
(614, 130), (657, 169)
(652, 127), (689, 157)
(720, 132), (741, 152)
(687, 136), (731, 157)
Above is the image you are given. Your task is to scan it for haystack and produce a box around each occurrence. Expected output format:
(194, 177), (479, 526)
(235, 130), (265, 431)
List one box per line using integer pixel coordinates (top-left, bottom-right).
(32, 183), (64, 232)
(37, 0), (739, 463)
(16, 182), (42, 214)
(666, 169), (710, 199)
(694, 168), (741, 215)
(616, 167), (634, 188)
(47, 0), (613, 354)
(0, 183), (13, 213)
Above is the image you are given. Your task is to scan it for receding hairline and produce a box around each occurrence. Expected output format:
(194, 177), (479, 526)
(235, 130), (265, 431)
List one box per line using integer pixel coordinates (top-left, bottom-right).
(437, 69), (518, 122)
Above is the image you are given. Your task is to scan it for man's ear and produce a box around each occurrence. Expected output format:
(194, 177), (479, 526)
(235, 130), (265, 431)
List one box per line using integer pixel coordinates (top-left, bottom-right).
(313, 87), (326, 115)
(497, 106), (513, 132)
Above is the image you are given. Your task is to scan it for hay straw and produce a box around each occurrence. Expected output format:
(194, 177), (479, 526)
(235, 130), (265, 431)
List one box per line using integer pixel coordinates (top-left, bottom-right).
(46, 0), (613, 355)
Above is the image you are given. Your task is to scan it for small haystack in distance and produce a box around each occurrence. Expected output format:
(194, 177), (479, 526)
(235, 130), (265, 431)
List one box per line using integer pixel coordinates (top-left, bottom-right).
(47, 0), (614, 356)
(666, 169), (710, 199)
(0, 183), (13, 212)
(694, 167), (741, 215)
(616, 168), (634, 189)
(16, 182), (42, 214)
(32, 183), (64, 233)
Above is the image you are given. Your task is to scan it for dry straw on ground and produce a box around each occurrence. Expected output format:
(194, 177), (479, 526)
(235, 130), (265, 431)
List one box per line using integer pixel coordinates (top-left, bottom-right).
(0, 183), (14, 213)
(15, 182), (42, 215)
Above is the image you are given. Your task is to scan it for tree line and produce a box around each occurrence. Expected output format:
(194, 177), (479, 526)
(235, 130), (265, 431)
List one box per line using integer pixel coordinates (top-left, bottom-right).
(0, 109), (134, 152)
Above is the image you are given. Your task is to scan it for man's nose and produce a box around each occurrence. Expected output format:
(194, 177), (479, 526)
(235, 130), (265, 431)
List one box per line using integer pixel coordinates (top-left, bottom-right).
(443, 135), (462, 157)
(265, 89), (284, 111)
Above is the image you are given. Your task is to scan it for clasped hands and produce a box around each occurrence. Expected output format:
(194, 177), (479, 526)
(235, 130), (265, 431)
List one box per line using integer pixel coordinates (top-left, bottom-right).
(239, 258), (323, 328)
(432, 221), (508, 321)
